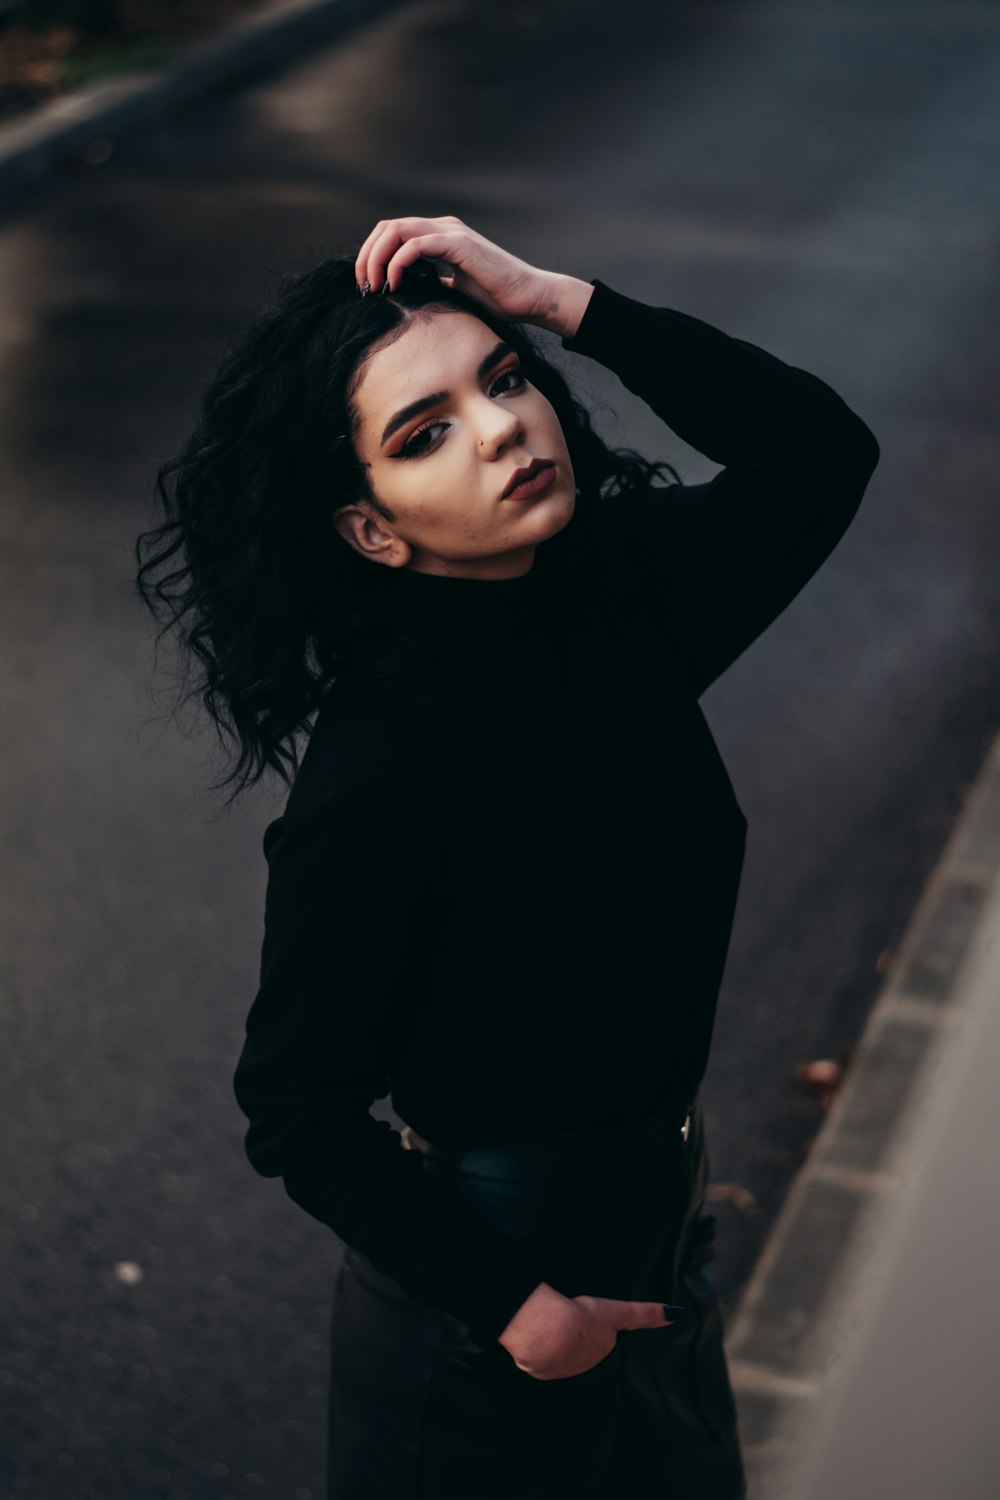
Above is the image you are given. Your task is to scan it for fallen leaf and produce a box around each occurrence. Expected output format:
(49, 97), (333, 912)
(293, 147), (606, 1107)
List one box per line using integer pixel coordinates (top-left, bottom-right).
(704, 1181), (759, 1217)
(795, 1058), (842, 1088)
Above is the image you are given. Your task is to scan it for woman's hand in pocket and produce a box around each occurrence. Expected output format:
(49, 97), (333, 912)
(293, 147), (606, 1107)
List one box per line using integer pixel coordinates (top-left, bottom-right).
(497, 1281), (677, 1380)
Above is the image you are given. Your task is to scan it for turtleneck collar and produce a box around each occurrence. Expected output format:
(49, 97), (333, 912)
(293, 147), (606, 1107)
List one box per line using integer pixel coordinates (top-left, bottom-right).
(364, 556), (545, 652)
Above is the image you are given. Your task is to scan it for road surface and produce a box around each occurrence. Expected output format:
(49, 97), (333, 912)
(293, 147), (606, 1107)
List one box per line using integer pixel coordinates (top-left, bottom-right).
(2, 1), (999, 1494)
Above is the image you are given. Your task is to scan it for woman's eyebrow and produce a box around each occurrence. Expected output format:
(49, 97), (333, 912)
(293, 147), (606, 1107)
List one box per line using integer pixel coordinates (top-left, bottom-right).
(380, 340), (515, 447)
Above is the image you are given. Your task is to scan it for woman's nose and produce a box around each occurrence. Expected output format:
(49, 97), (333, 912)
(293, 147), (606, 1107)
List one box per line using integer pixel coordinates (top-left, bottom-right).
(477, 401), (523, 457)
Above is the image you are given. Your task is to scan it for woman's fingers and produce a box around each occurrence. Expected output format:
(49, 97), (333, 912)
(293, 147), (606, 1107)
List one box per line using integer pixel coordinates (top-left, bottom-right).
(353, 224), (381, 289)
(382, 233), (465, 293)
(355, 217), (424, 288)
(355, 216), (464, 292)
(576, 1295), (678, 1331)
(620, 1299), (680, 1330)
(357, 220), (413, 292)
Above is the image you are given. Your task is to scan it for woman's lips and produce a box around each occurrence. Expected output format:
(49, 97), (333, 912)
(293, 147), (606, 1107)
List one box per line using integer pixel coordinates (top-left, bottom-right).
(502, 462), (557, 501)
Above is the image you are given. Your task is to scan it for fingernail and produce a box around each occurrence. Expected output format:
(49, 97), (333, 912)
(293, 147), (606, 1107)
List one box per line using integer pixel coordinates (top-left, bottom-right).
(662, 1304), (686, 1316)
(380, 280), (390, 295)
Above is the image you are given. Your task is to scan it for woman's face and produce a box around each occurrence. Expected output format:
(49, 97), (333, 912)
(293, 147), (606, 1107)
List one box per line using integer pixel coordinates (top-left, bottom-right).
(337, 309), (576, 579)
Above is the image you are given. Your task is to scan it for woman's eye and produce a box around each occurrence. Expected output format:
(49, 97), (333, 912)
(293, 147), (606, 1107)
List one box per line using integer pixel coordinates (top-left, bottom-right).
(491, 364), (527, 395)
(398, 422), (448, 459)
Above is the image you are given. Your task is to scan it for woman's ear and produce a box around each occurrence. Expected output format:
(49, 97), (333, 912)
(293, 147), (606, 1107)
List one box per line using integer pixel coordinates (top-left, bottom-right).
(332, 500), (411, 568)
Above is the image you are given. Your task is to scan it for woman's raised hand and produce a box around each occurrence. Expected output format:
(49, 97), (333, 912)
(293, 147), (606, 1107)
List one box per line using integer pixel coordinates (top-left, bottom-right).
(353, 215), (594, 337)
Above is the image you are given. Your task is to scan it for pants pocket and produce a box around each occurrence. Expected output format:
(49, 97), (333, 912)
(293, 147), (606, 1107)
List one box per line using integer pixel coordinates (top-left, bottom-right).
(418, 1334), (622, 1499)
(479, 1332), (622, 1393)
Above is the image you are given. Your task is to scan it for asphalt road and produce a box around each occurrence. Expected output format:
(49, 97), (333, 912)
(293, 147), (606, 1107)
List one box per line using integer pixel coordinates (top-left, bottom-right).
(2, 1), (999, 1495)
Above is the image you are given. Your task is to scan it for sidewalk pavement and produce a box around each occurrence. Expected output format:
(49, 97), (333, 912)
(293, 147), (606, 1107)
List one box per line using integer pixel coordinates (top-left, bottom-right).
(0, 0), (403, 209)
(726, 730), (1000, 1498)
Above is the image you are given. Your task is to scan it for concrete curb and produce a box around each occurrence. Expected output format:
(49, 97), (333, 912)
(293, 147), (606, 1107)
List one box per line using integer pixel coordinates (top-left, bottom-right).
(724, 731), (1000, 1495)
(0, 0), (405, 209)
(790, 821), (1000, 1498)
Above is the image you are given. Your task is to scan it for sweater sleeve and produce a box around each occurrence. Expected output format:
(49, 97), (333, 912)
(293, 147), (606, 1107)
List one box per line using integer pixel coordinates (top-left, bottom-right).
(231, 692), (551, 1345)
(562, 278), (880, 698)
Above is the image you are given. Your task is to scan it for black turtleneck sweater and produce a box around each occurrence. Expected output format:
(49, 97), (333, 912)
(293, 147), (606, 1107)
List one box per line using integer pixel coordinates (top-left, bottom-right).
(232, 279), (879, 1346)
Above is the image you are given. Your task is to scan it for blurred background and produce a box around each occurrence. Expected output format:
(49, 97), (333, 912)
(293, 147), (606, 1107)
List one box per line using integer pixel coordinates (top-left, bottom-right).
(2, 1), (999, 1496)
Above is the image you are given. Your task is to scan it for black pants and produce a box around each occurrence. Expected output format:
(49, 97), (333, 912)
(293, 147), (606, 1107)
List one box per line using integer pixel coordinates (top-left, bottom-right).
(326, 1099), (746, 1499)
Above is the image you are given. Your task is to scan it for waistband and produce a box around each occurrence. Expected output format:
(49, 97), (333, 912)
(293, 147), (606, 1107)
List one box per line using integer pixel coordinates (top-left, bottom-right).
(401, 1097), (699, 1178)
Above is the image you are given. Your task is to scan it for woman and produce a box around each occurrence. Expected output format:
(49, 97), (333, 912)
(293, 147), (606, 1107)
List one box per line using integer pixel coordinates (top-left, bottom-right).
(135, 214), (879, 1498)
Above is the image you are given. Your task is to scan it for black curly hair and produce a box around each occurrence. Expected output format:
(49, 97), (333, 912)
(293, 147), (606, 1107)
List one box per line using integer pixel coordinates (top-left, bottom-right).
(133, 251), (679, 809)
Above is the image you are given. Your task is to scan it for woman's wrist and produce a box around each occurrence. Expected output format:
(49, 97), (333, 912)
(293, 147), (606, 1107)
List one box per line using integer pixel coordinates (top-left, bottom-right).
(524, 274), (595, 339)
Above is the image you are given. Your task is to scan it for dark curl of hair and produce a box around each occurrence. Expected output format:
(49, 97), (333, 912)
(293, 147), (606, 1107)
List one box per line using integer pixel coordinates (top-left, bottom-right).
(134, 252), (679, 808)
